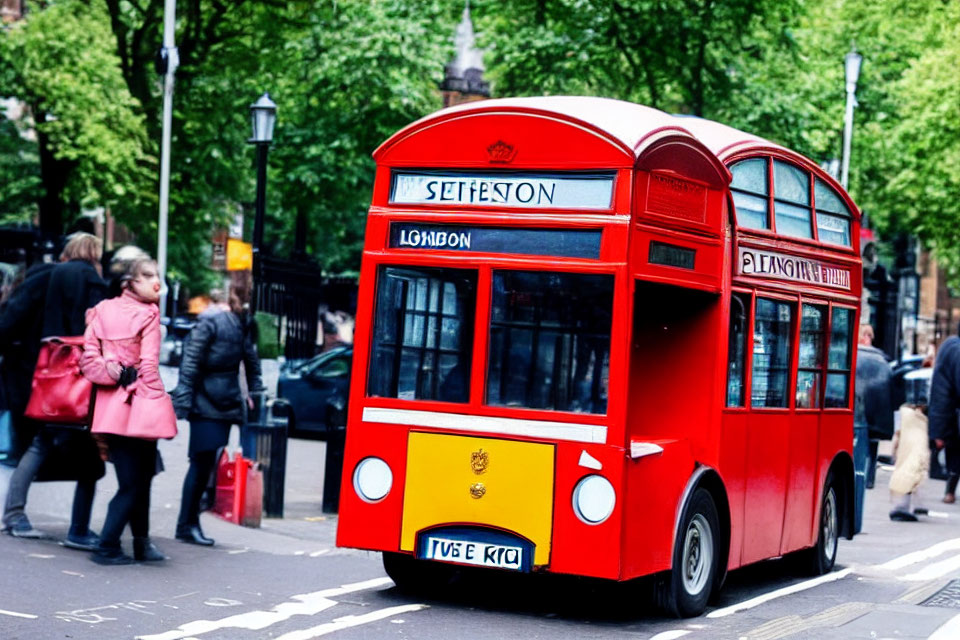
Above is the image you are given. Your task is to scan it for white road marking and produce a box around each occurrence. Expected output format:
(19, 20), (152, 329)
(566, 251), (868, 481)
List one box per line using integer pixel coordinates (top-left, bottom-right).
(928, 611), (960, 640)
(902, 554), (960, 582)
(0, 608), (38, 619)
(27, 553), (54, 559)
(226, 548), (249, 555)
(649, 631), (691, 640)
(62, 570), (84, 577)
(136, 577), (394, 640)
(876, 538), (960, 571)
(272, 604), (428, 640)
(309, 550), (330, 558)
(707, 569), (853, 618)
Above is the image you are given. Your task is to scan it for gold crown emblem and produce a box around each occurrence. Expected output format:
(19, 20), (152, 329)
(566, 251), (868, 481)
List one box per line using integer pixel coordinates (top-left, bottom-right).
(470, 482), (486, 499)
(487, 140), (517, 164)
(471, 449), (489, 474)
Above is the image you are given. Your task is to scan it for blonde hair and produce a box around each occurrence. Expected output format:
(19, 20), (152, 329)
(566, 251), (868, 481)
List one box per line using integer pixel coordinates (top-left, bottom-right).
(60, 233), (102, 266)
(859, 324), (875, 345)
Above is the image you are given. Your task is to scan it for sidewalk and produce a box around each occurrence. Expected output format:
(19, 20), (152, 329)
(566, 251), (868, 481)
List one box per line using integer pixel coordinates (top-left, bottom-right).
(0, 360), (342, 555)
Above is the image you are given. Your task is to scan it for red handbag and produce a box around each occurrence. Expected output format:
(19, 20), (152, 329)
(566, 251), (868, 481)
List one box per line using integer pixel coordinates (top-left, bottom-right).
(24, 336), (93, 426)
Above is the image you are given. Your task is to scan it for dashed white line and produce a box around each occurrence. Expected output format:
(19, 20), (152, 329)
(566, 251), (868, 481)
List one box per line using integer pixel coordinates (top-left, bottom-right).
(0, 608), (38, 619)
(707, 569), (853, 618)
(902, 554), (960, 582)
(649, 631), (691, 640)
(136, 577), (394, 640)
(272, 604), (428, 640)
(876, 538), (960, 571)
(928, 611), (960, 640)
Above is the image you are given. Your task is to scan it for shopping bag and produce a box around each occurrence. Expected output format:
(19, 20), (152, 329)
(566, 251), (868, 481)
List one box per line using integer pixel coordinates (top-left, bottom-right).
(212, 449), (262, 528)
(24, 337), (93, 426)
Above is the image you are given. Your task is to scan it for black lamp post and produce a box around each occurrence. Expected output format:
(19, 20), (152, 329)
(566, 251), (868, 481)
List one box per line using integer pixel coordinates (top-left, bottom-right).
(249, 92), (277, 313)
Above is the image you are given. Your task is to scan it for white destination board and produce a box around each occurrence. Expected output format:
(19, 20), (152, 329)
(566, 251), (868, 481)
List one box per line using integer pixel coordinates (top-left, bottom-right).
(391, 171), (615, 210)
(739, 247), (851, 290)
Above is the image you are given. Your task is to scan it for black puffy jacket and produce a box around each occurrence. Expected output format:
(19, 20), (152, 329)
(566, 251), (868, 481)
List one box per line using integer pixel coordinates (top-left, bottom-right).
(929, 336), (960, 442)
(171, 308), (264, 423)
(854, 344), (894, 440)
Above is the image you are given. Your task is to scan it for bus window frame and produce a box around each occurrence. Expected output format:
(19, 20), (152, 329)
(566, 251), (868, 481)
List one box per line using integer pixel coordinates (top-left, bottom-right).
(822, 302), (858, 412)
(748, 290), (798, 413)
(726, 151), (859, 257)
(794, 296), (831, 413)
(724, 288), (753, 412)
(361, 251), (625, 425)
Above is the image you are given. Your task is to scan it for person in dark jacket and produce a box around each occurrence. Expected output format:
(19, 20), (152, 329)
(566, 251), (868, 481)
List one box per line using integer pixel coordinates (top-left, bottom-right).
(1, 233), (108, 548)
(855, 324), (894, 489)
(0, 261), (56, 464)
(929, 333), (960, 502)
(171, 287), (264, 546)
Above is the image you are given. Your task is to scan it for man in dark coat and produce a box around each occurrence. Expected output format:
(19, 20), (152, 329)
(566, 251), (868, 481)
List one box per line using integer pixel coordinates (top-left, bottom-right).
(0, 261), (56, 462)
(929, 333), (960, 502)
(855, 324), (894, 489)
(1, 234), (107, 547)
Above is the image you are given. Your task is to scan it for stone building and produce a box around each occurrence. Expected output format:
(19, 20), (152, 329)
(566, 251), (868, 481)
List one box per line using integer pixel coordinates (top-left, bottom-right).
(440, 3), (490, 108)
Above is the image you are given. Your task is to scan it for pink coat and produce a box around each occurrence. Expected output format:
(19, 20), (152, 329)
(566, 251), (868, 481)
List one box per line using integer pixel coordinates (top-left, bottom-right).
(80, 291), (177, 440)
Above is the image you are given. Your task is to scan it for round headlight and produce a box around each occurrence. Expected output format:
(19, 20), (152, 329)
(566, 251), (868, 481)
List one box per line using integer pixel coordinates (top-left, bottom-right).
(353, 457), (392, 502)
(572, 475), (616, 524)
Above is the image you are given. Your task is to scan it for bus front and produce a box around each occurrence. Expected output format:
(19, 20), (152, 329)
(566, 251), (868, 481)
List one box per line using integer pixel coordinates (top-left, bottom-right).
(336, 100), (639, 582)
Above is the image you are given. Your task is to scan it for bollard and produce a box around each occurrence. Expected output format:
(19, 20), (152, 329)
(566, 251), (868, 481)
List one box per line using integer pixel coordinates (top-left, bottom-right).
(852, 395), (868, 534)
(322, 397), (347, 514)
(245, 393), (290, 518)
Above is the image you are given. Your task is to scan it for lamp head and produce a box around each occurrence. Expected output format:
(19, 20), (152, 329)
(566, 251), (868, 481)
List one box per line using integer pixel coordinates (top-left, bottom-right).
(249, 93), (277, 144)
(845, 49), (863, 93)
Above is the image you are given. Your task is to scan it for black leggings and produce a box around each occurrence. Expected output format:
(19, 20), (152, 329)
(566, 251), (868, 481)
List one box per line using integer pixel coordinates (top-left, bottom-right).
(100, 436), (157, 547)
(177, 449), (217, 528)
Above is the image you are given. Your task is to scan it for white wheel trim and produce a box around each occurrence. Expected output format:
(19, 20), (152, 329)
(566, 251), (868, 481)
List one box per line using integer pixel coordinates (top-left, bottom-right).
(822, 487), (838, 562)
(681, 513), (714, 596)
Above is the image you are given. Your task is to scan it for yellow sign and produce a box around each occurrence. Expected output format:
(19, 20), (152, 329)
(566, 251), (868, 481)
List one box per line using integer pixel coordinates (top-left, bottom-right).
(226, 238), (253, 271)
(401, 432), (555, 566)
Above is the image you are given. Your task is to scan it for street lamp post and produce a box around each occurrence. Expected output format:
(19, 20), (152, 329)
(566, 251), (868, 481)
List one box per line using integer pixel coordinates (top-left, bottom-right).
(248, 93), (277, 314)
(840, 46), (863, 190)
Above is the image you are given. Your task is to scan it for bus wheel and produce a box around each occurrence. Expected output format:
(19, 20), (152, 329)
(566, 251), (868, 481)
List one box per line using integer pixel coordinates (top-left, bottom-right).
(803, 475), (839, 575)
(659, 488), (720, 618)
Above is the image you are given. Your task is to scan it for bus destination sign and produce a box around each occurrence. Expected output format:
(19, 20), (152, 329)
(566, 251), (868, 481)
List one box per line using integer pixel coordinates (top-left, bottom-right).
(739, 248), (851, 290)
(390, 170), (615, 210)
(390, 223), (601, 259)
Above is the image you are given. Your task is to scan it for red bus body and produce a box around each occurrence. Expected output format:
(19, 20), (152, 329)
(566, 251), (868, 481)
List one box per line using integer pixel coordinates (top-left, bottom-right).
(336, 97), (862, 586)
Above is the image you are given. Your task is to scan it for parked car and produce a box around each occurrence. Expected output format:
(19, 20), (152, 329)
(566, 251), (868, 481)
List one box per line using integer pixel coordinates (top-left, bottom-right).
(277, 346), (352, 439)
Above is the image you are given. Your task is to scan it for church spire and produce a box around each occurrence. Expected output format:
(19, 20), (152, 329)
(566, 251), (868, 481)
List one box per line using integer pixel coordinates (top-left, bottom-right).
(440, 1), (490, 108)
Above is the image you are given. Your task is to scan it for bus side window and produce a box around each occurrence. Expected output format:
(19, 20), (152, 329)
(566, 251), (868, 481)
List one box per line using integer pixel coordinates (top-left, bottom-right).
(796, 304), (827, 408)
(726, 293), (749, 407)
(751, 298), (794, 408)
(486, 270), (614, 414)
(367, 265), (477, 403)
(825, 307), (854, 408)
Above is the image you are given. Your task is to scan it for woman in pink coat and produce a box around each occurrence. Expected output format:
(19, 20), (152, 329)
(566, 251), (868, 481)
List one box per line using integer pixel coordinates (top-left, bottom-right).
(80, 256), (177, 565)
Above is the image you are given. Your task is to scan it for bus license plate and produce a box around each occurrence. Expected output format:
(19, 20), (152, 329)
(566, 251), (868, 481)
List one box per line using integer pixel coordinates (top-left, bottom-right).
(422, 536), (524, 571)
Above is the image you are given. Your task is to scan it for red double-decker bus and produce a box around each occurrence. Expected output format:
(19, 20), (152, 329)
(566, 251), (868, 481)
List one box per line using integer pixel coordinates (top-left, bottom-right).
(336, 97), (862, 616)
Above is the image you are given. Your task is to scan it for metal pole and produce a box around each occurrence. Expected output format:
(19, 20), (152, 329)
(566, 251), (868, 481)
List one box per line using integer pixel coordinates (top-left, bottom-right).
(251, 142), (268, 313)
(157, 0), (178, 318)
(840, 88), (855, 190)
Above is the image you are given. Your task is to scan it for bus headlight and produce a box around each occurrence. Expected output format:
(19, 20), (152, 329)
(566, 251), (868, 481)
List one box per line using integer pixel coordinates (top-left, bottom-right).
(353, 457), (392, 502)
(572, 475), (615, 524)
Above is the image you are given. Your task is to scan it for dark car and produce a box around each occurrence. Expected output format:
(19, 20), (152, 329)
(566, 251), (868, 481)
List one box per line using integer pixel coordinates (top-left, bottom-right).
(277, 346), (352, 439)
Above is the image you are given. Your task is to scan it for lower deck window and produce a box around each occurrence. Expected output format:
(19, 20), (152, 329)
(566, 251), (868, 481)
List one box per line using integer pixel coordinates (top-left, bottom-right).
(752, 298), (794, 408)
(487, 271), (613, 414)
(367, 266), (477, 403)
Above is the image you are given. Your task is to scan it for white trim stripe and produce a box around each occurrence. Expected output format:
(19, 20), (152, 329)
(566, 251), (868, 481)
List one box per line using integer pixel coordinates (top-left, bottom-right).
(362, 407), (607, 444)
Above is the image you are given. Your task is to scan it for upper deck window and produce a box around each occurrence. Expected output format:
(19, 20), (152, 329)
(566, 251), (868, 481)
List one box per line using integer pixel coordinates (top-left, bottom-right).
(486, 270), (614, 414)
(815, 179), (853, 247)
(730, 158), (853, 247)
(367, 266), (477, 403)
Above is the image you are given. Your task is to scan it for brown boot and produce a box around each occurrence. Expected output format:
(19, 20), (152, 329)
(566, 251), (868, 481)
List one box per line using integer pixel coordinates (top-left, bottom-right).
(944, 493), (956, 504)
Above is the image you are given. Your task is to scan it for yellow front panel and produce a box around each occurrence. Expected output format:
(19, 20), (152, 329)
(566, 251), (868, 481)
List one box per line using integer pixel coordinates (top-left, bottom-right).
(401, 432), (555, 566)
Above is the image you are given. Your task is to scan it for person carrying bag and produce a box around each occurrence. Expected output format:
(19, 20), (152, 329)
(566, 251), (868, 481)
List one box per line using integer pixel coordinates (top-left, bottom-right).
(80, 255), (177, 565)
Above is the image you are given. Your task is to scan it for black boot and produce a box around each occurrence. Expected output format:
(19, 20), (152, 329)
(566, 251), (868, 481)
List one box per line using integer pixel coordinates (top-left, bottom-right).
(134, 537), (167, 562)
(91, 544), (135, 566)
(176, 524), (214, 546)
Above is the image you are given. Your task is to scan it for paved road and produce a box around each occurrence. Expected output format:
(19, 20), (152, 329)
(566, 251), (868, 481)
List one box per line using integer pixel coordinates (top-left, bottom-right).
(4, 367), (960, 638)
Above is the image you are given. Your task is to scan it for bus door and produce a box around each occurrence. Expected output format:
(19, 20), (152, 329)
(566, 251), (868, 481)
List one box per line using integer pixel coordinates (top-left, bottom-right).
(742, 295), (795, 564)
(781, 301), (827, 553)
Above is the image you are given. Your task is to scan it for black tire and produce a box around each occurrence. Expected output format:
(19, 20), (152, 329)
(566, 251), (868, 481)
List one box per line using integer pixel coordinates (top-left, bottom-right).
(802, 474), (839, 576)
(658, 488), (721, 618)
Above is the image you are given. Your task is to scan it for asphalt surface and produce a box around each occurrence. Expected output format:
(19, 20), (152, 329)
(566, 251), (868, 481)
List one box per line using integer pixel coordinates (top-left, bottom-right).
(3, 366), (960, 639)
